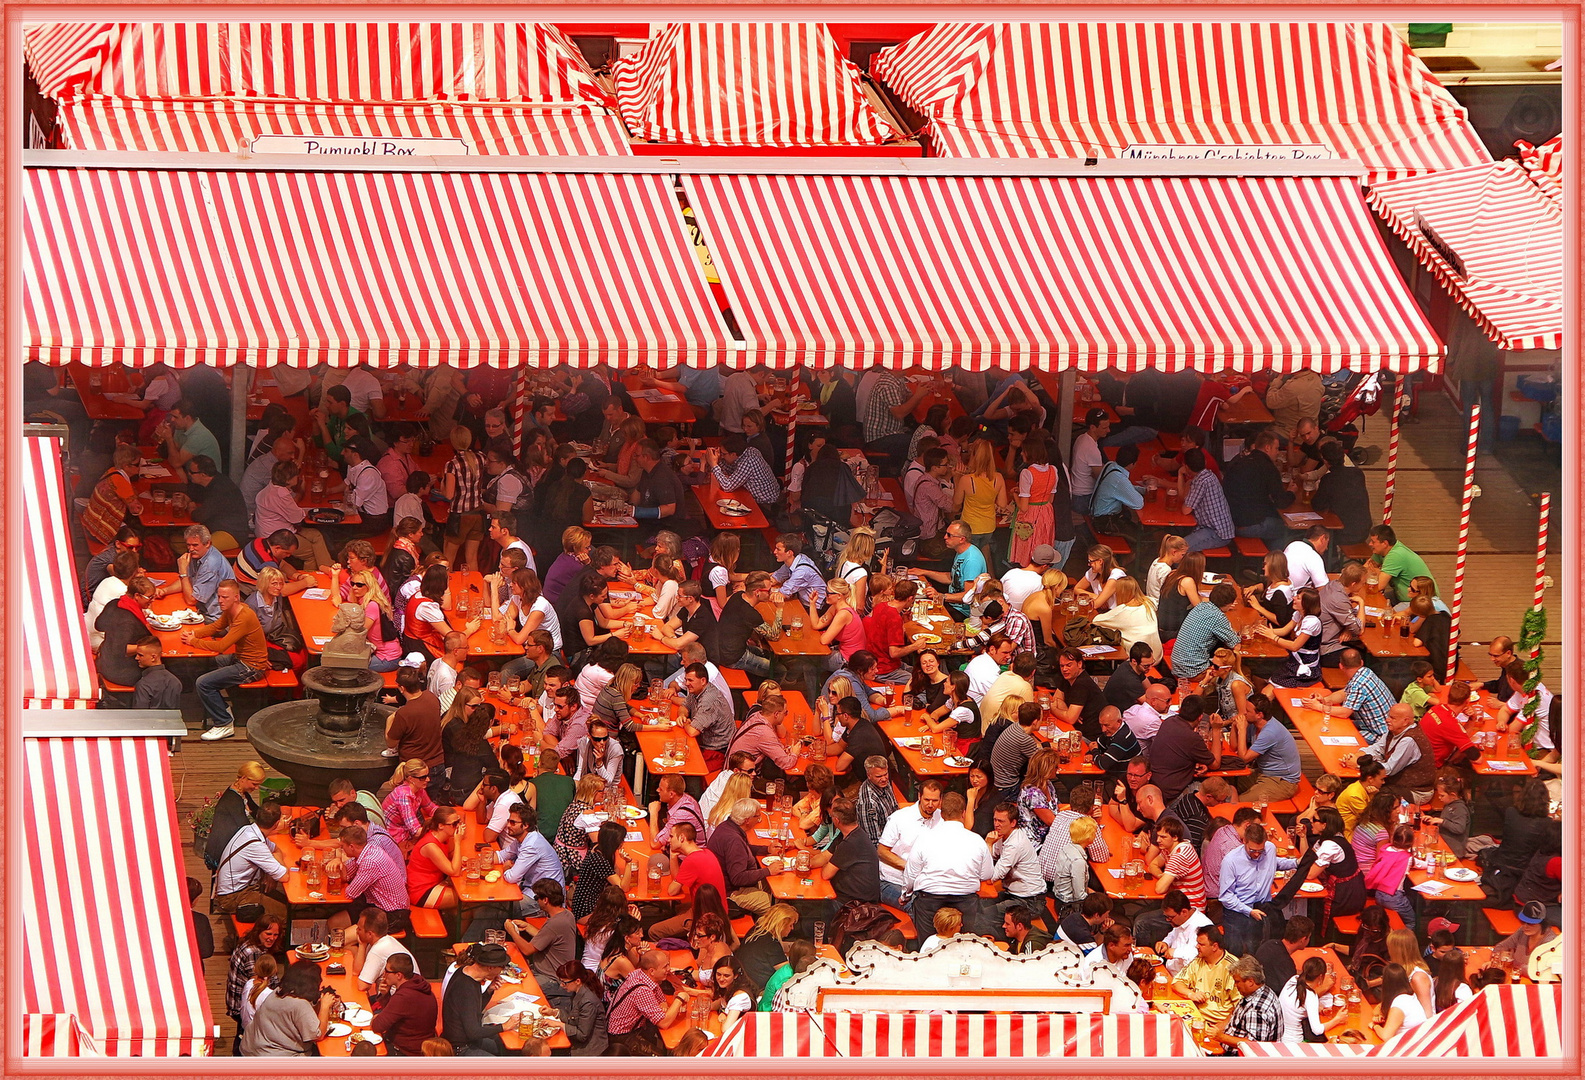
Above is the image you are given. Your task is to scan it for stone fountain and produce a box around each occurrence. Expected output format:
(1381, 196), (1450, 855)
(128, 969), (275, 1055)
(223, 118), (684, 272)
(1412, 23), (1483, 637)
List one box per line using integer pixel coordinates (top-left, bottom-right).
(244, 614), (397, 805)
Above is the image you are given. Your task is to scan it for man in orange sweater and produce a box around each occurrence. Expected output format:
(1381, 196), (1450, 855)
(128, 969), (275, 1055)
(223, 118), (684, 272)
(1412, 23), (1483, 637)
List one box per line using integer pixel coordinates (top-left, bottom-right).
(183, 579), (269, 741)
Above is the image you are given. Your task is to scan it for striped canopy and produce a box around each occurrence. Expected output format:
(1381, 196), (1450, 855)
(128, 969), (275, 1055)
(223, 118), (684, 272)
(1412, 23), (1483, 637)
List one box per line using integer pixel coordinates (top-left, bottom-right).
(24, 166), (732, 369)
(21, 733), (213, 1055)
(21, 1015), (102, 1057)
(1366, 160), (1563, 351)
(1516, 135), (1562, 202)
(870, 23), (1490, 183)
(24, 21), (610, 104)
(22, 436), (97, 707)
(612, 23), (900, 147)
(705, 1011), (1203, 1058)
(682, 172), (1444, 372)
(1242, 984), (1563, 1059)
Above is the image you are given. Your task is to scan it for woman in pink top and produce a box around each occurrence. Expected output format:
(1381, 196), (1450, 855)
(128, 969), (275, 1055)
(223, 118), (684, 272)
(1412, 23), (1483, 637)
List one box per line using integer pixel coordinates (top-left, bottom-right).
(349, 570), (402, 672)
(809, 577), (868, 665)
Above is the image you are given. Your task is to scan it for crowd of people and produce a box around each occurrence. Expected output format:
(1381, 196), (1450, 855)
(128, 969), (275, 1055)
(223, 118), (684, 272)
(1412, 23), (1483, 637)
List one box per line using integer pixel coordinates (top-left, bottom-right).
(33, 362), (1560, 1058)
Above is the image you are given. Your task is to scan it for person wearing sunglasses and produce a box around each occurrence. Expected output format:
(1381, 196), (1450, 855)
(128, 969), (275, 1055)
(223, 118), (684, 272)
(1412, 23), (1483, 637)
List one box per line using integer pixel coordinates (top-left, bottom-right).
(572, 720), (623, 785)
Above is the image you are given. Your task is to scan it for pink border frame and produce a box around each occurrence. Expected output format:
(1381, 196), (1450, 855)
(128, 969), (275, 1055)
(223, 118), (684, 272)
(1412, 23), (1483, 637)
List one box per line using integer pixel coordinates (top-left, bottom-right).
(2, 4), (1577, 1078)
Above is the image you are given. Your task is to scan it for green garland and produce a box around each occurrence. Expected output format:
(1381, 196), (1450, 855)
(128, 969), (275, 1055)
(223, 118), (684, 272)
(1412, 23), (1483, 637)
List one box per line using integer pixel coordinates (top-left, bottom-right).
(1517, 606), (1547, 749)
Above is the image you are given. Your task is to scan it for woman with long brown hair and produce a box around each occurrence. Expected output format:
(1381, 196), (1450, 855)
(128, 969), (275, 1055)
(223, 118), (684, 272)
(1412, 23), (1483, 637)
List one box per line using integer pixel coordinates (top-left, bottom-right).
(1157, 550), (1208, 644)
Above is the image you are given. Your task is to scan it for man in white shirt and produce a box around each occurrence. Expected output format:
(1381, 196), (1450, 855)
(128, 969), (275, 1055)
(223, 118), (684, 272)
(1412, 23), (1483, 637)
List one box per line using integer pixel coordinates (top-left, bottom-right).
(663, 642), (733, 704)
(988, 803), (1046, 922)
(427, 632), (469, 705)
(338, 368), (388, 418)
(1070, 409), (1111, 515)
(352, 908), (414, 993)
(717, 370), (762, 434)
(903, 791), (994, 938)
(965, 636), (1017, 704)
(876, 781), (944, 908)
(1123, 683), (1173, 746)
(1152, 889), (1214, 975)
(1283, 526), (1331, 593)
(211, 802), (291, 928)
(1081, 923), (1142, 991)
(342, 438), (392, 532)
(1001, 545), (1056, 613)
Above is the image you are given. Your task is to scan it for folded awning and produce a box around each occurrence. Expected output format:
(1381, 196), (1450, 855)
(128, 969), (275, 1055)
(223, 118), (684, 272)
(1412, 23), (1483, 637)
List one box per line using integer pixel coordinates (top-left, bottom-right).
(22, 728), (212, 1055)
(25, 21), (611, 104)
(1516, 135), (1562, 202)
(870, 23), (1490, 184)
(23, 436), (97, 708)
(683, 172), (1443, 372)
(706, 1011), (1202, 1058)
(25, 166), (732, 368)
(1366, 160), (1563, 350)
(53, 98), (632, 155)
(612, 23), (901, 148)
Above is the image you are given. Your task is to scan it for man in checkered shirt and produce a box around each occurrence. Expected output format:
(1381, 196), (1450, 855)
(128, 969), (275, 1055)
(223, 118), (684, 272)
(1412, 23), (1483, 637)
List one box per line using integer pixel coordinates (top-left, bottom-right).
(1181, 447), (1236, 554)
(606, 950), (687, 1041)
(709, 435), (781, 507)
(1210, 955), (1284, 1053)
(1307, 648), (1395, 742)
(854, 756), (899, 843)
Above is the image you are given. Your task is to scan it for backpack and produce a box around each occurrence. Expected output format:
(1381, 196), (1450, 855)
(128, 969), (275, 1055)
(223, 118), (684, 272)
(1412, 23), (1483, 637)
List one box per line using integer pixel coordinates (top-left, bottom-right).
(682, 535), (712, 578)
(829, 900), (901, 955)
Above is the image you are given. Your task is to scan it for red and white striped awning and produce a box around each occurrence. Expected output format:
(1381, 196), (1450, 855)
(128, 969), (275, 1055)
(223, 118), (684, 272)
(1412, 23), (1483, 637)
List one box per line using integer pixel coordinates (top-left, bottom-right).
(22, 436), (98, 708)
(22, 1015), (103, 1057)
(1516, 135), (1562, 202)
(705, 1011), (1202, 1058)
(1243, 985), (1562, 1059)
(53, 98), (632, 155)
(1366, 160), (1563, 351)
(22, 732), (213, 1055)
(870, 23), (1490, 184)
(25, 166), (731, 369)
(612, 23), (900, 147)
(682, 173), (1443, 372)
(25, 21), (611, 104)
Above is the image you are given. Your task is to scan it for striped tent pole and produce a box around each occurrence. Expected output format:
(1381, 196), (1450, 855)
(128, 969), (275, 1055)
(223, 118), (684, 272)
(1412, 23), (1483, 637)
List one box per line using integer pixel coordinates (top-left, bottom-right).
(785, 410), (798, 477)
(1382, 378), (1404, 524)
(1531, 491), (1551, 656)
(511, 368), (530, 458)
(1447, 403), (1479, 677)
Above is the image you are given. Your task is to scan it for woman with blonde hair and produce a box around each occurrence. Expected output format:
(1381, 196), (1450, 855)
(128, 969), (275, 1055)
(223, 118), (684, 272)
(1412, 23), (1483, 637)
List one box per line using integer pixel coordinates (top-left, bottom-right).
(834, 526), (876, 613)
(647, 551), (688, 622)
(348, 569), (402, 672)
(920, 907), (964, 951)
(593, 663), (643, 764)
(705, 773), (754, 838)
(1075, 544), (1126, 611)
(1091, 576), (1162, 662)
(246, 566), (308, 673)
(1197, 648), (1252, 722)
(734, 903), (802, 992)
(1146, 535), (1188, 602)
(1024, 567), (1070, 685)
(705, 532), (743, 614)
(1386, 927), (1434, 1016)
(205, 760), (268, 873)
(954, 439), (1010, 569)
(810, 577), (866, 666)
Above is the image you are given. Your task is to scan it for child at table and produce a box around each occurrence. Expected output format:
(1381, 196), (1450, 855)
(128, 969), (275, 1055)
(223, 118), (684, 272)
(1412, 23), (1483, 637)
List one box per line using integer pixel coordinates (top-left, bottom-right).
(1398, 661), (1442, 719)
(1363, 824), (1417, 931)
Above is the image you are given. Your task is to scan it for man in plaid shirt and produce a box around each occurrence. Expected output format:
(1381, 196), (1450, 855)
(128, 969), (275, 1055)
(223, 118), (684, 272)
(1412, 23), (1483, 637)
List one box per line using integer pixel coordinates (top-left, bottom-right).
(709, 435), (782, 507)
(1182, 448), (1236, 553)
(1211, 956), (1283, 1053)
(380, 760), (437, 848)
(1308, 648), (1395, 742)
(854, 756), (898, 843)
(606, 951), (686, 1040)
(1040, 780), (1112, 883)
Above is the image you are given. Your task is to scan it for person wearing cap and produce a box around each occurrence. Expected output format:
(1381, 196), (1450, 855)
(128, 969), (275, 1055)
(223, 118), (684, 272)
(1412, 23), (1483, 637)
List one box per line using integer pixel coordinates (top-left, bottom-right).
(1424, 916), (1460, 963)
(441, 941), (522, 1056)
(1001, 545), (1056, 613)
(1489, 900), (1558, 969)
(1069, 409), (1111, 516)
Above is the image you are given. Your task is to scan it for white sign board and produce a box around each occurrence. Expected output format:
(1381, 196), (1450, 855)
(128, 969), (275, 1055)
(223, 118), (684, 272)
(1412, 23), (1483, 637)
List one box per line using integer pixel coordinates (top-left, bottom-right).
(251, 135), (471, 157)
(1122, 143), (1335, 162)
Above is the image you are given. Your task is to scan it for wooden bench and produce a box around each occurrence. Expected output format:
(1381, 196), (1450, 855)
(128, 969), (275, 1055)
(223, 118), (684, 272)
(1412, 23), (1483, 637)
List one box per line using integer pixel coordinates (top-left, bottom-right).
(382, 670), (400, 688)
(1483, 907), (1520, 937)
(1092, 533), (1133, 560)
(1332, 904), (1405, 936)
(101, 677), (136, 695)
(1265, 775), (1315, 817)
(1200, 546), (1234, 559)
(241, 669), (301, 691)
(880, 904), (918, 941)
(231, 915), (256, 939)
(719, 667), (752, 690)
(408, 907), (450, 939)
(731, 915), (755, 940)
(1233, 536), (1268, 559)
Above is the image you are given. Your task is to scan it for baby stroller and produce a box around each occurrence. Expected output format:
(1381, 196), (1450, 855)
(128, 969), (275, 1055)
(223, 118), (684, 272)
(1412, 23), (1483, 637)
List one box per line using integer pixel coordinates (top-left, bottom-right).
(1319, 371), (1386, 464)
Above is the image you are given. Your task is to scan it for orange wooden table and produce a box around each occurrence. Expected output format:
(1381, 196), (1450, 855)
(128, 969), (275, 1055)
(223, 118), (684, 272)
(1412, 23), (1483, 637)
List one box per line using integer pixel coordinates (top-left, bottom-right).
(287, 570), (523, 658)
(1221, 393), (1275, 426)
(1228, 605), (1290, 662)
(880, 715), (973, 778)
(1272, 688), (1369, 777)
(758, 600), (831, 659)
(142, 578), (217, 658)
(70, 364), (145, 420)
(624, 376), (698, 426)
(695, 479), (770, 531)
(625, 699), (710, 780)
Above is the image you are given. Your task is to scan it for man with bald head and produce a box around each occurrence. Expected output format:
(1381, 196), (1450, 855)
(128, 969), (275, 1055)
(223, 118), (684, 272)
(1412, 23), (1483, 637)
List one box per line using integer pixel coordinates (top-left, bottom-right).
(1124, 683), (1173, 749)
(1363, 703), (1437, 803)
(1092, 706), (1141, 773)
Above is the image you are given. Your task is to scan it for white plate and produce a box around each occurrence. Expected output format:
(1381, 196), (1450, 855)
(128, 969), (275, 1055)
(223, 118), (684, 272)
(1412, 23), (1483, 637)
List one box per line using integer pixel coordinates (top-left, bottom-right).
(341, 1006), (372, 1026)
(1299, 882), (1325, 894)
(621, 806), (646, 820)
(651, 756), (686, 769)
(1444, 867), (1479, 883)
(943, 755), (974, 768)
(355, 1032), (382, 1045)
(761, 857), (787, 871)
(327, 1023), (352, 1037)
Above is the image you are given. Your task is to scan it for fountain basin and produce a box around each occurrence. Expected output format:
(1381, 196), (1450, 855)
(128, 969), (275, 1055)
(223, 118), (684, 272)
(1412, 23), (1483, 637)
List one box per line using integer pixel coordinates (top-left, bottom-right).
(247, 699), (397, 806)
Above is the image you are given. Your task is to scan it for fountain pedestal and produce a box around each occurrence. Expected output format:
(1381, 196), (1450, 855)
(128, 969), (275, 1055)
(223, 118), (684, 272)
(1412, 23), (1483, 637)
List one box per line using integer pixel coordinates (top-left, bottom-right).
(246, 666), (395, 805)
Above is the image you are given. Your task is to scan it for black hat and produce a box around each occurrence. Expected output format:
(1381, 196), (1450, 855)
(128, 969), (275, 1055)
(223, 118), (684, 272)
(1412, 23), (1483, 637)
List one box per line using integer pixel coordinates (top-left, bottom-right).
(473, 943), (511, 967)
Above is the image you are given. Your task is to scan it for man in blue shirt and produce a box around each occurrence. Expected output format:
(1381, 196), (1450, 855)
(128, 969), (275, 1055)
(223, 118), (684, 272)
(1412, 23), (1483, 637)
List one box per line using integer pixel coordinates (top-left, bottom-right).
(771, 534), (826, 606)
(1230, 694), (1303, 803)
(155, 524), (236, 620)
(497, 803), (564, 916)
(1090, 444), (1147, 551)
(1169, 584), (1241, 681)
(912, 520), (988, 618)
(1217, 822), (1298, 956)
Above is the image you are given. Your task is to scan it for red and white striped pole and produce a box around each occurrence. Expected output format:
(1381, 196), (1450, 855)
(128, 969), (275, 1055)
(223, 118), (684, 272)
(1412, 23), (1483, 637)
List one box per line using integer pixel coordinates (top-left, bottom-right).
(785, 410), (798, 478)
(1381, 378), (1403, 524)
(511, 368), (530, 458)
(1531, 491), (1551, 656)
(1447, 402), (1479, 678)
